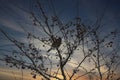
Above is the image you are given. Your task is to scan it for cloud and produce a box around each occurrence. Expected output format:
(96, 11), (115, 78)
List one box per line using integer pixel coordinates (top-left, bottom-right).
(0, 67), (42, 80)
(0, 2), (32, 33)
(0, 19), (24, 32)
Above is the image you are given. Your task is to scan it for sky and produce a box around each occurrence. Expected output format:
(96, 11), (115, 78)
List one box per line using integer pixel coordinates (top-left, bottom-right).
(0, 0), (120, 80)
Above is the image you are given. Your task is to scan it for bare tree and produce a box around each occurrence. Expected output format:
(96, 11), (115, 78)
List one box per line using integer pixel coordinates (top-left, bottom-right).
(0, 0), (120, 80)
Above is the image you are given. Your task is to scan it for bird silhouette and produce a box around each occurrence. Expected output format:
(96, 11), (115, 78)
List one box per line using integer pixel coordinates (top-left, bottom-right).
(47, 37), (62, 52)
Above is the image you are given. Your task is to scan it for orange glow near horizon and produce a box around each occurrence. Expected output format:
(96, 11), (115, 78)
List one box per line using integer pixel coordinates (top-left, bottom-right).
(0, 67), (119, 80)
(0, 67), (42, 80)
(0, 67), (88, 80)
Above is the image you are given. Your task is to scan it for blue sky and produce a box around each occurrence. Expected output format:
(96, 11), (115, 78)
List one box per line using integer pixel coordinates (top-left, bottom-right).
(0, 0), (120, 34)
(0, 0), (120, 51)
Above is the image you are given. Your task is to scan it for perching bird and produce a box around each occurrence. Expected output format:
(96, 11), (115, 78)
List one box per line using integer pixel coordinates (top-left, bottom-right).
(47, 37), (62, 52)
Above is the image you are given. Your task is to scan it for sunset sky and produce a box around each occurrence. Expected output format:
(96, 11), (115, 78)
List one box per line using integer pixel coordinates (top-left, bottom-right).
(0, 0), (120, 80)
